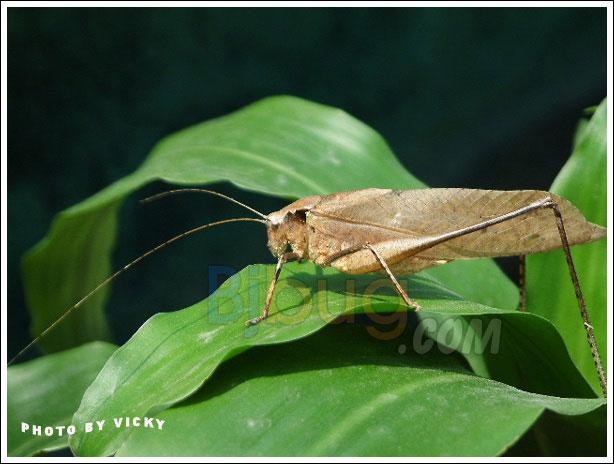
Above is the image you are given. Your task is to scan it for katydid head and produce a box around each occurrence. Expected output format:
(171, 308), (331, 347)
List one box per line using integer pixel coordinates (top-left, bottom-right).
(266, 215), (308, 258)
(266, 195), (321, 259)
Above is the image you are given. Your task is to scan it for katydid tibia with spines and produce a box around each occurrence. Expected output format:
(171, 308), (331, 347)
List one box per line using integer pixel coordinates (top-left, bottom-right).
(10, 187), (607, 398)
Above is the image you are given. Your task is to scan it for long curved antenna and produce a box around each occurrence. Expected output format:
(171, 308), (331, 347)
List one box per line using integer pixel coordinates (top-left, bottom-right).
(141, 188), (270, 221)
(9, 217), (267, 366)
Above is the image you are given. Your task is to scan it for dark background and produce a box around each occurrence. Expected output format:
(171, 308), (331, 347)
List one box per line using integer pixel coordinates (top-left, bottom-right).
(7, 7), (607, 357)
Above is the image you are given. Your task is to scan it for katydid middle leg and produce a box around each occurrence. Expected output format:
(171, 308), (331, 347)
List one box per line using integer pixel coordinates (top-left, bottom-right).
(365, 243), (421, 311)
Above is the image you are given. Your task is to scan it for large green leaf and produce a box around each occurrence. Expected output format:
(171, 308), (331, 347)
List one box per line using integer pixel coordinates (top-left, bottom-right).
(115, 324), (604, 457)
(20, 96), (605, 457)
(69, 263), (594, 456)
(526, 99), (607, 394)
(7, 342), (117, 457)
(21, 95), (517, 353)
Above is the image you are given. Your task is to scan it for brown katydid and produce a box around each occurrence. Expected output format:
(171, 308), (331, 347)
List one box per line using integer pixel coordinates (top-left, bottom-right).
(9, 187), (607, 397)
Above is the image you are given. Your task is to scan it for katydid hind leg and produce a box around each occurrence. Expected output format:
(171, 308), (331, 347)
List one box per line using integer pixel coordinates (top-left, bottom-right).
(518, 254), (527, 312)
(389, 197), (606, 396)
(542, 200), (607, 398)
(390, 196), (606, 397)
(365, 243), (421, 311)
(245, 252), (300, 326)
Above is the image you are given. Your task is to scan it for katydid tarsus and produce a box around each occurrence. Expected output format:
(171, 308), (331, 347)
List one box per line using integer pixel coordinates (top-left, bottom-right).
(10, 187), (607, 397)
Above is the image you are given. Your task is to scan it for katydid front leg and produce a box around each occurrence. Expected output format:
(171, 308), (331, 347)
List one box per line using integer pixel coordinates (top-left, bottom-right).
(245, 252), (300, 326)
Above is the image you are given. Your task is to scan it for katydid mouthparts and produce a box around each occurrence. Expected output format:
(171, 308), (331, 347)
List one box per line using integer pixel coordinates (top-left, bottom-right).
(10, 188), (607, 397)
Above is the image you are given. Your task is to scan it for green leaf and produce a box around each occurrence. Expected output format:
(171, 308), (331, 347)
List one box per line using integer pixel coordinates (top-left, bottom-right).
(114, 324), (604, 457)
(69, 263), (593, 456)
(7, 342), (117, 457)
(22, 95), (516, 353)
(526, 99), (607, 394)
